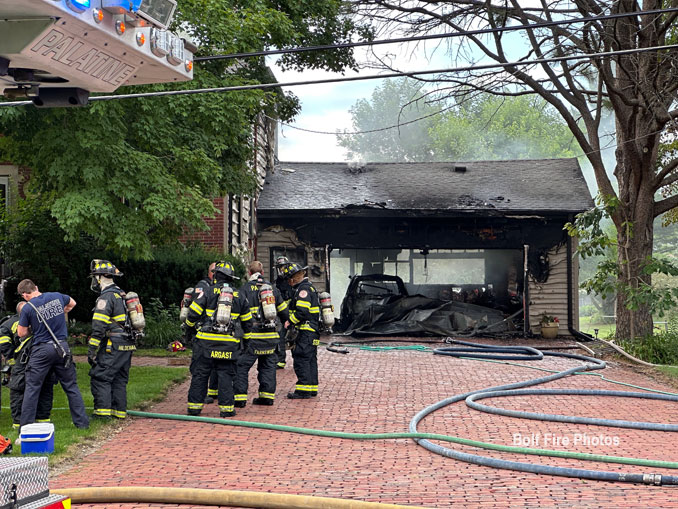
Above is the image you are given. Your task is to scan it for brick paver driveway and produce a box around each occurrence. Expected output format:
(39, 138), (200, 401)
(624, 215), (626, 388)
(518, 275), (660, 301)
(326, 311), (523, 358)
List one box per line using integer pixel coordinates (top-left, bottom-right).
(54, 337), (678, 508)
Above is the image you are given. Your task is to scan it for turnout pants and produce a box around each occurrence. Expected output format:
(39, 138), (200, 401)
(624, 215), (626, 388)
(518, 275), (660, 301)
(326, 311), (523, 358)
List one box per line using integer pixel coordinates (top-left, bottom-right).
(89, 344), (133, 419)
(190, 340), (218, 399)
(276, 324), (287, 367)
(188, 342), (237, 415)
(234, 342), (277, 403)
(9, 365), (54, 428)
(21, 341), (88, 428)
(291, 331), (319, 396)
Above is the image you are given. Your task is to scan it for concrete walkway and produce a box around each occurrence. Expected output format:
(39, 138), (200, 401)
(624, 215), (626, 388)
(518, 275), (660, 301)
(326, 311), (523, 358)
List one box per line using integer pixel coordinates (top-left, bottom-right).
(53, 338), (678, 508)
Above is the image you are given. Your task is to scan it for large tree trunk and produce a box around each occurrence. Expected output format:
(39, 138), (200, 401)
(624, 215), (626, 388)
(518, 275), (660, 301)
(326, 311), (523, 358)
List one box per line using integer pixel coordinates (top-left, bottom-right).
(613, 139), (656, 340)
(615, 223), (654, 340)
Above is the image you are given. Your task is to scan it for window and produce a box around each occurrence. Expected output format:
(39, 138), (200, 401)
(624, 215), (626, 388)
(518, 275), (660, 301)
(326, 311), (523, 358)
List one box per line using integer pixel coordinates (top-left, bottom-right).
(0, 177), (7, 209)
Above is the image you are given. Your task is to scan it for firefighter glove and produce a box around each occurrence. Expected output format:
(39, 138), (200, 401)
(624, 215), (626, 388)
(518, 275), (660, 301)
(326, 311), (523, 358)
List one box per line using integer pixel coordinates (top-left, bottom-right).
(87, 348), (98, 366)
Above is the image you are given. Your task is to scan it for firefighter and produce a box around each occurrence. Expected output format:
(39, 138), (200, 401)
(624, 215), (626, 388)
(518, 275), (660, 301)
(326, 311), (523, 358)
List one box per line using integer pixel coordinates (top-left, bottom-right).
(87, 260), (137, 420)
(0, 302), (54, 429)
(273, 256), (294, 369)
(185, 261), (252, 417)
(185, 262), (219, 404)
(233, 261), (289, 407)
(281, 263), (320, 399)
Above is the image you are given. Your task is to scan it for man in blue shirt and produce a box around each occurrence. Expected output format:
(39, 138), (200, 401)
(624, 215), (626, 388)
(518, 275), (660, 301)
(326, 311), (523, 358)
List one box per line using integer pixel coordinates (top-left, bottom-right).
(17, 279), (89, 428)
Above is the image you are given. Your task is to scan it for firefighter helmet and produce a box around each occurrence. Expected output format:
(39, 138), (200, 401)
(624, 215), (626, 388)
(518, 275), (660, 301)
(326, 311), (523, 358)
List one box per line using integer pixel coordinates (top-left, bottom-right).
(281, 262), (307, 280)
(214, 261), (240, 281)
(275, 256), (290, 267)
(89, 259), (123, 277)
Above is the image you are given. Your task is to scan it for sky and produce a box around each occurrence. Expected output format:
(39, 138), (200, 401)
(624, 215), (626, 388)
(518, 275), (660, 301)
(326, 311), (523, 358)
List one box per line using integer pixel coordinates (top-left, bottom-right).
(268, 42), (451, 163)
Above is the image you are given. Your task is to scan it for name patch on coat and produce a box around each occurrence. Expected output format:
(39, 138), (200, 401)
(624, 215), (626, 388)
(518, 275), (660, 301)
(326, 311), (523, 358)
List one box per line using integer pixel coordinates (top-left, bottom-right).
(210, 350), (232, 359)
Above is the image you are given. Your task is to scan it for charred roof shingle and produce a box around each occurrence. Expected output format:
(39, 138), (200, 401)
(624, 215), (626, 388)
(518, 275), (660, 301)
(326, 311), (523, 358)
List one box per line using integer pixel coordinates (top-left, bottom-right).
(259, 159), (593, 214)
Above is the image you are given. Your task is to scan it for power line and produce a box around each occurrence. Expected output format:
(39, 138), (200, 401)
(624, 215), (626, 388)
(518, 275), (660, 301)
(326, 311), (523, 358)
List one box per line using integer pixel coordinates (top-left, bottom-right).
(194, 7), (678, 62)
(2, 42), (677, 108)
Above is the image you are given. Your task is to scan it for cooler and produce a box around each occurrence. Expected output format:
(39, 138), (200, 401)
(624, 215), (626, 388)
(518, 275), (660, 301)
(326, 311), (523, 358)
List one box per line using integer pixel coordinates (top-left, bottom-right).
(20, 424), (55, 455)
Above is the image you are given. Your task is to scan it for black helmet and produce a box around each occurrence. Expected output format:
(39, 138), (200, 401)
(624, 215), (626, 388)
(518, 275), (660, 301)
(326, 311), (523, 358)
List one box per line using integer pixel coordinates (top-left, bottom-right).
(214, 261), (240, 282)
(89, 259), (123, 277)
(280, 262), (307, 280)
(275, 256), (290, 267)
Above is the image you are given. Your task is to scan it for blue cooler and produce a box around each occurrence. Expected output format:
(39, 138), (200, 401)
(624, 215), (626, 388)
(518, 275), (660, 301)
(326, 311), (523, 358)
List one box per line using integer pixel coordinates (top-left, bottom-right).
(20, 423), (55, 455)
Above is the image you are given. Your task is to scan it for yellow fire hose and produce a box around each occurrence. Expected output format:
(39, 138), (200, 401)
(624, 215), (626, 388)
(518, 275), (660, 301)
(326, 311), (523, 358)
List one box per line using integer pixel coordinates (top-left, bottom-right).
(52, 487), (428, 508)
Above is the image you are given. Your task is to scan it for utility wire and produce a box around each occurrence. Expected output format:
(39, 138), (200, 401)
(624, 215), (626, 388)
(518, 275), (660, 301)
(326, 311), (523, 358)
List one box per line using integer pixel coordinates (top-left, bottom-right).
(2, 42), (677, 108)
(194, 7), (678, 62)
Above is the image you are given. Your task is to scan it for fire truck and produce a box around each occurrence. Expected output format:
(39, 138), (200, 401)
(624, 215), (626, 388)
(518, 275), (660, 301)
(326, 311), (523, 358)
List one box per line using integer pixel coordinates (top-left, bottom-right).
(0, 0), (194, 106)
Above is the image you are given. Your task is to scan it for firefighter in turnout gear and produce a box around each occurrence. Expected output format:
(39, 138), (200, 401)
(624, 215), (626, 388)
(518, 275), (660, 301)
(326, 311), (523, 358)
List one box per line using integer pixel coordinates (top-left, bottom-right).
(88, 260), (137, 420)
(186, 261), (252, 417)
(0, 302), (54, 429)
(185, 262), (219, 404)
(233, 261), (289, 407)
(273, 256), (294, 369)
(282, 263), (320, 399)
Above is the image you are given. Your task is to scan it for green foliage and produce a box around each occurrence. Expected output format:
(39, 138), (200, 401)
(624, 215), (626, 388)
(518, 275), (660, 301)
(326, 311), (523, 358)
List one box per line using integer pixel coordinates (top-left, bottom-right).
(0, 195), (100, 321)
(121, 246), (245, 309)
(566, 193), (678, 318)
(618, 331), (678, 365)
(0, 195), (243, 321)
(142, 298), (182, 348)
(430, 95), (581, 160)
(0, 0), (368, 258)
(338, 82), (581, 162)
(338, 78), (443, 162)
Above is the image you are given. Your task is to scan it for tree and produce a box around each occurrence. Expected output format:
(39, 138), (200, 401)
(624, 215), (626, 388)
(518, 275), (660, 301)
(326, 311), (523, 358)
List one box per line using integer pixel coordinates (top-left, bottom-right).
(430, 95), (580, 160)
(338, 78), (442, 161)
(0, 0), (366, 259)
(339, 79), (579, 162)
(354, 0), (678, 339)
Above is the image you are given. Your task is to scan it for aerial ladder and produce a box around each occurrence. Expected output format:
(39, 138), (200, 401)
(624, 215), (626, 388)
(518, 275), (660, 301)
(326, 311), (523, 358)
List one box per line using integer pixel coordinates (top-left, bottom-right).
(0, 0), (194, 106)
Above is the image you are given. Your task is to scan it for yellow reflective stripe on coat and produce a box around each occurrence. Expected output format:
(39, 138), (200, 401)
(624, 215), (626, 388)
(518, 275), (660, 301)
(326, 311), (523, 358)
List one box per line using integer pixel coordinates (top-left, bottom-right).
(296, 300), (311, 309)
(185, 319), (195, 327)
(15, 336), (32, 353)
(189, 301), (203, 314)
(277, 301), (288, 312)
(206, 309), (215, 317)
(289, 312), (300, 324)
(240, 311), (252, 322)
(196, 331), (240, 342)
(112, 314), (126, 322)
(248, 331), (279, 340)
(0, 336), (11, 344)
(93, 313), (111, 323)
(309, 307), (320, 314)
(11, 322), (18, 334)
(299, 324), (317, 332)
(88, 338), (101, 347)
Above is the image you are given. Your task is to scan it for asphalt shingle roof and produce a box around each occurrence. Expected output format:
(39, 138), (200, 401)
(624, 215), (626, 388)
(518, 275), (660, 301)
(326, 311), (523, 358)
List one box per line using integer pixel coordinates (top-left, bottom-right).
(259, 159), (593, 214)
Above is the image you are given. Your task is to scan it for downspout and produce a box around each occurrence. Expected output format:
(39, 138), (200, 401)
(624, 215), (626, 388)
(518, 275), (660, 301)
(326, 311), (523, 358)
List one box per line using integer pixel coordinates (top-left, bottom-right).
(566, 226), (593, 341)
(523, 244), (530, 336)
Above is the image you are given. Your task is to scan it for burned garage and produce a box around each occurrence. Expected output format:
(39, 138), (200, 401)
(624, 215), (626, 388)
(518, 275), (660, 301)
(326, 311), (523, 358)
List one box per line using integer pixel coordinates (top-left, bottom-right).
(255, 159), (593, 337)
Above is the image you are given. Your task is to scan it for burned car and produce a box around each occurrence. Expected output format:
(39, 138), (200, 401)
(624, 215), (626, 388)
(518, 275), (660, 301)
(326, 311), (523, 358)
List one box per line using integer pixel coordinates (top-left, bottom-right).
(337, 274), (511, 336)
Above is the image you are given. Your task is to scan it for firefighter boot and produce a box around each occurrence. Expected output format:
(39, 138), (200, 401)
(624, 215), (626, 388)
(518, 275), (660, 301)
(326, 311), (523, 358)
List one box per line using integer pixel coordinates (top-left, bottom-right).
(253, 397), (274, 406)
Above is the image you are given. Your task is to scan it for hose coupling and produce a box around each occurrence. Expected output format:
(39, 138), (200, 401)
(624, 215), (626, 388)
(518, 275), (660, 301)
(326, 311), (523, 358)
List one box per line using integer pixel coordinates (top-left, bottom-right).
(642, 473), (662, 485)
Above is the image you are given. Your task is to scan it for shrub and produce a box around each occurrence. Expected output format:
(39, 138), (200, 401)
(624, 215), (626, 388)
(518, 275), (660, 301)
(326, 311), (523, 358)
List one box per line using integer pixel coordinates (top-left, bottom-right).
(618, 332), (678, 365)
(141, 298), (182, 348)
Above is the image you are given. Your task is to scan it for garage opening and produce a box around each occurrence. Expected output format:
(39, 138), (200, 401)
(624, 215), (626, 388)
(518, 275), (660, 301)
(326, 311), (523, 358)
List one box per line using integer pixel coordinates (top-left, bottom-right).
(330, 248), (523, 324)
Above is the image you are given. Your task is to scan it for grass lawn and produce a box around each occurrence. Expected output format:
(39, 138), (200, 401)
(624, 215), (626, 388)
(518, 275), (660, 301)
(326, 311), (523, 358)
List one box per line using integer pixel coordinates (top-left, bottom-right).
(0, 362), (188, 463)
(578, 316), (616, 338)
(69, 344), (192, 358)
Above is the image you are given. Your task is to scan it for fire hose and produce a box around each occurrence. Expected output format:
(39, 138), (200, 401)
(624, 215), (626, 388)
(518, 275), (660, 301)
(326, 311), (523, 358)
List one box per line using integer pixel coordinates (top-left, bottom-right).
(53, 340), (678, 508)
